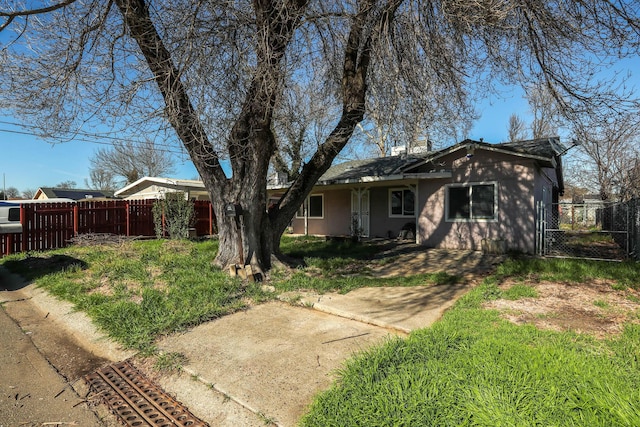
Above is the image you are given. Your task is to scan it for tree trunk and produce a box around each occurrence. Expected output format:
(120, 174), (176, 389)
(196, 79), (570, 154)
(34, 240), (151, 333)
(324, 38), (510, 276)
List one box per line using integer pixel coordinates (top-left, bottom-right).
(217, 0), (402, 271)
(213, 193), (275, 272)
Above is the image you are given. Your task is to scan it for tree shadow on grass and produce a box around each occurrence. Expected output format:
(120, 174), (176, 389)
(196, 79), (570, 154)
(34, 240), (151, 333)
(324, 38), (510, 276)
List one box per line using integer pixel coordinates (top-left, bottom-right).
(283, 239), (402, 262)
(1, 255), (88, 290)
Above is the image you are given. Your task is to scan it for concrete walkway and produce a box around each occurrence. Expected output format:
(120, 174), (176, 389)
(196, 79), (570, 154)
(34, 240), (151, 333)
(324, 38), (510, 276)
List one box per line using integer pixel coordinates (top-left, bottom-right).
(153, 282), (474, 426)
(0, 264), (479, 427)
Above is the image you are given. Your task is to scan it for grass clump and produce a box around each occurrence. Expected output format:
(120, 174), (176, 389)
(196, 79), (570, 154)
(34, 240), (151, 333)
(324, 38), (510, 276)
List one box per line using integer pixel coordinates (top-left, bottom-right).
(301, 285), (640, 427)
(495, 257), (640, 289)
(502, 283), (538, 300)
(154, 351), (189, 373)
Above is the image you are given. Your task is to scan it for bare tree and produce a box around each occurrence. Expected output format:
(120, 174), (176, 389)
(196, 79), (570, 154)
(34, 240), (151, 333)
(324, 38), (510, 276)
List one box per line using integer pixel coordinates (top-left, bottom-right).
(573, 113), (640, 201)
(0, 186), (20, 199)
(271, 81), (335, 181)
(88, 139), (176, 187)
(56, 180), (77, 189)
(507, 114), (529, 142)
(85, 169), (118, 192)
(1, 0), (639, 273)
(622, 157), (640, 201)
(358, 42), (476, 157)
(21, 188), (36, 199)
(528, 84), (561, 139)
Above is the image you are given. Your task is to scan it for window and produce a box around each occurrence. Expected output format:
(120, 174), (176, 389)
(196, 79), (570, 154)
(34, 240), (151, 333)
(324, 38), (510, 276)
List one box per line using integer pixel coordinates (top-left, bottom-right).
(389, 188), (415, 217)
(446, 183), (497, 221)
(8, 208), (20, 222)
(296, 194), (324, 218)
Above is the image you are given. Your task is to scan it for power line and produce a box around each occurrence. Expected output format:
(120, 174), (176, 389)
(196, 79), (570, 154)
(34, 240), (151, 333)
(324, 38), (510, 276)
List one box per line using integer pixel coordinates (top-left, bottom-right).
(0, 120), (192, 156)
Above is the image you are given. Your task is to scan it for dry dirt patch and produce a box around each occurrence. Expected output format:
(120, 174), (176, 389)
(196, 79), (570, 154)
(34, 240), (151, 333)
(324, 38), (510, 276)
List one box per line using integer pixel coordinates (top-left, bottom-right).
(485, 279), (640, 338)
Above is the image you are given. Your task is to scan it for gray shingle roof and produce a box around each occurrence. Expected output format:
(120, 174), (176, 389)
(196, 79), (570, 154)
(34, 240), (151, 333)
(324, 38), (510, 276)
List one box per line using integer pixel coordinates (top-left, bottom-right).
(312, 137), (565, 185)
(318, 154), (425, 183)
(494, 137), (566, 158)
(37, 187), (115, 200)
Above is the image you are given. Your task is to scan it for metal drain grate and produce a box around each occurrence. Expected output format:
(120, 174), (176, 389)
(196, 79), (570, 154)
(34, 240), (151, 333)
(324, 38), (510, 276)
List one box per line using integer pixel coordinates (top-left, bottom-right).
(84, 360), (209, 427)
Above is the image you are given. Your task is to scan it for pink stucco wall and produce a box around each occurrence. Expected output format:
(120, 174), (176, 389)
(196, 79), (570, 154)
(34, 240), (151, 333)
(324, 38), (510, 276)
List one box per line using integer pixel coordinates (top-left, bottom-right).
(368, 187), (418, 238)
(290, 189), (351, 236)
(289, 185), (419, 238)
(416, 149), (552, 253)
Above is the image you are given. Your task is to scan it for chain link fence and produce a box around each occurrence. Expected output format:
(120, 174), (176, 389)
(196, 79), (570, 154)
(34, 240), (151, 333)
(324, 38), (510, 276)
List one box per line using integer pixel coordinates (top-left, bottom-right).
(607, 198), (639, 261)
(540, 201), (631, 260)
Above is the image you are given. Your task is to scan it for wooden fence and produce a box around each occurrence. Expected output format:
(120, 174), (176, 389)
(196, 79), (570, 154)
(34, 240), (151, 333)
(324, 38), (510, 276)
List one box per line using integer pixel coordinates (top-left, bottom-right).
(1, 199), (216, 257)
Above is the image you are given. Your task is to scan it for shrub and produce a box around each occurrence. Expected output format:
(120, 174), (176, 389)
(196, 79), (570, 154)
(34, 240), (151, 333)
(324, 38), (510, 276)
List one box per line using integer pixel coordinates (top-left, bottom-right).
(152, 192), (195, 239)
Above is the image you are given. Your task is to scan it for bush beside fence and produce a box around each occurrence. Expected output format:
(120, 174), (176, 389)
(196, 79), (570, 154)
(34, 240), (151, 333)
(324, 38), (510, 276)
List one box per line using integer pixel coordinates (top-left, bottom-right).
(1, 199), (216, 257)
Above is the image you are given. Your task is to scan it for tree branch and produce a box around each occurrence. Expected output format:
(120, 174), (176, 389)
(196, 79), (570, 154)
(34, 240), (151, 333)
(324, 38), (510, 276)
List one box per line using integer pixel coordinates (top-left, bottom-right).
(275, 0), (402, 229)
(113, 0), (227, 186)
(0, 0), (78, 19)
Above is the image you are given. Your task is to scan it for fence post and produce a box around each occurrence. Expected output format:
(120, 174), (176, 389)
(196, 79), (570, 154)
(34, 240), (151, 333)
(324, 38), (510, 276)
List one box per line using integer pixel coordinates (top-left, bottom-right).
(73, 204), (79, 236)
(536, 201), (547, 257)
(5, 234), (12, 256)
(126, 201), (130, 236)
(20, 204), (27, 252)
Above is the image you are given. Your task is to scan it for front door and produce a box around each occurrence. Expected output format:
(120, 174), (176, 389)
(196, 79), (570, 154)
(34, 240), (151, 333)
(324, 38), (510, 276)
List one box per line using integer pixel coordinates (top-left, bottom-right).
(351, 189), (370, 237)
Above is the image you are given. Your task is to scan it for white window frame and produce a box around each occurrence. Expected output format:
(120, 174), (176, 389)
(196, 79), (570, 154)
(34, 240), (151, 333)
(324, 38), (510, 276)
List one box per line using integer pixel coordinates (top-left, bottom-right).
(389, 188), (416, 218)
(445, 182), (498, 222)
(296, 193), (324, 219)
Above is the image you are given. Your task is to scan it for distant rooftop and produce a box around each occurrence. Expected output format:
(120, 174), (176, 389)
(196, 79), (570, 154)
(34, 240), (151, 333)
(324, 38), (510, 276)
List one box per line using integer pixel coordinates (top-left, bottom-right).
(35, 187), (115, 201)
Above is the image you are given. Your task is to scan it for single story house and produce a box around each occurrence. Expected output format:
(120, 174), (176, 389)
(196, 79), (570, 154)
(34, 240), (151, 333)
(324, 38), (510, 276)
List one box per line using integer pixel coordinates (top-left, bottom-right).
(34, 187), (115, 201)
(269, 138), (565, 254)
(114, 177), (209, 200)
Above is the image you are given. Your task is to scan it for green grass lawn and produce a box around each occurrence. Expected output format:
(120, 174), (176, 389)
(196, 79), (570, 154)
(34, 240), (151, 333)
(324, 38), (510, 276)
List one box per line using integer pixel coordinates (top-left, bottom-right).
(0, 236), (455, 352)
(1, 239), (272, 352)
(301, 259), (640, 427)
(2, 236), (639, 426)
(301, 299), (640, 426)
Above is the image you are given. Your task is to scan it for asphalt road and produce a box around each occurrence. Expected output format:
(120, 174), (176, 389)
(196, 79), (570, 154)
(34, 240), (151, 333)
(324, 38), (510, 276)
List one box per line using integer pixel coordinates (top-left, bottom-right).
(0, 305), (101, 427)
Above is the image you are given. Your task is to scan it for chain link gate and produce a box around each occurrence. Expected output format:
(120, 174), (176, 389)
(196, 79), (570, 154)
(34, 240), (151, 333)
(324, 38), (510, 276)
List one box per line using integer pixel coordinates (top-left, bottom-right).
(536, 201), (630, 261)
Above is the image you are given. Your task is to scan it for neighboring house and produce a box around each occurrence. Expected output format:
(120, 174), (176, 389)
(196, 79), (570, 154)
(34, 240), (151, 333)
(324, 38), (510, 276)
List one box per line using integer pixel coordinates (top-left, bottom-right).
(114, 177), (209, 201)
(269, 138), (565, 254)
(34, 187), (115, 201)
(558, 193), (606, 227)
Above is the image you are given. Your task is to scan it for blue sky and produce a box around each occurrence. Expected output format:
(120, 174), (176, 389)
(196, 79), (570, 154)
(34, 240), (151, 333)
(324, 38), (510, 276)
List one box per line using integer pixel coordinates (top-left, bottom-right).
(1, 5), (638, 196)
(0, 120), (200, 193)
(0, 89), (532, 194)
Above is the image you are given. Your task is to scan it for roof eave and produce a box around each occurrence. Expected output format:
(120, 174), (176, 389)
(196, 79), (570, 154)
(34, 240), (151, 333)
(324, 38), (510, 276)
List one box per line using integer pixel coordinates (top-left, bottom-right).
(114, 177), (206, 197)
(317, 174), (405, 186)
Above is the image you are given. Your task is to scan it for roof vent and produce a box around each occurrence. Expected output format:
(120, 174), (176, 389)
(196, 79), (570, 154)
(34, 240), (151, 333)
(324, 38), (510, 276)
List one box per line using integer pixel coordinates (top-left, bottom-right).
(391, 145), (407, 156)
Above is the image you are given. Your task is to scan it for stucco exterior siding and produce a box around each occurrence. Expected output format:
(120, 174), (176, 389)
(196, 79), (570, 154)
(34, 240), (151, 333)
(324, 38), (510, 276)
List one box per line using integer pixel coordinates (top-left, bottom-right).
(368, 186), (418, 238)
(289, 185), (419, 238)
(416, 151), (538, 253)
(290, 190), (351, 236)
